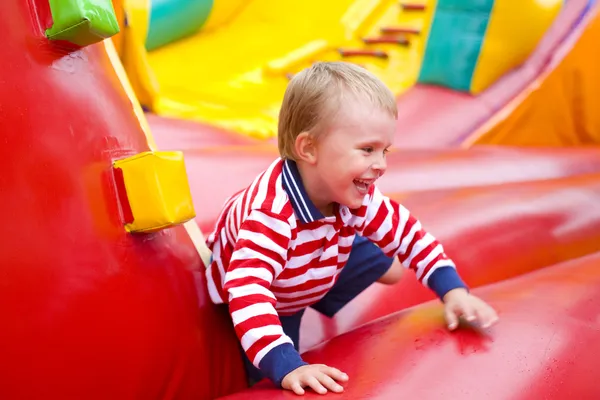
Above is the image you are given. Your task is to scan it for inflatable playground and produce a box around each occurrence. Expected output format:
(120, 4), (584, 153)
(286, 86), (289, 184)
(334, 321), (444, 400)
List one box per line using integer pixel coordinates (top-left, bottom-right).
(2, 0), (600, 398)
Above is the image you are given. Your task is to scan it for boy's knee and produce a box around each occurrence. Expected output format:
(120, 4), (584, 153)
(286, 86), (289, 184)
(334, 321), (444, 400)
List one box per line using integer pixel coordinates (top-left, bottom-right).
(377, 259), (404, 285)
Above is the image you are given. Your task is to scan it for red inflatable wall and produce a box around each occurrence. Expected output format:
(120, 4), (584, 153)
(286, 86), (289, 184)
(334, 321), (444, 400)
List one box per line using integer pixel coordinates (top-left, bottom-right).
(0, 1), (246, 398)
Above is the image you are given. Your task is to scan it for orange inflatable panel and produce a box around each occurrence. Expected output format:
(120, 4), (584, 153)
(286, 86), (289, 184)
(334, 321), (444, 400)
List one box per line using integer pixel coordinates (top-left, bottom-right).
(468, 5), (600, 146)
(391, 0), (594, 148)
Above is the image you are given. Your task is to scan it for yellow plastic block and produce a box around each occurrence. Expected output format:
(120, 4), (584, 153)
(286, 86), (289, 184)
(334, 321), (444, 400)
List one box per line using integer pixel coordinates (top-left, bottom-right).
(113, 151), (195, 233)
(470, 0), (562, 94)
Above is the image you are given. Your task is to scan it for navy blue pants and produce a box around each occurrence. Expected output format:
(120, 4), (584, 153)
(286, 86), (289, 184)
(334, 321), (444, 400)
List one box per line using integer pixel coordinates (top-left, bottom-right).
(240, 235), (395, 384)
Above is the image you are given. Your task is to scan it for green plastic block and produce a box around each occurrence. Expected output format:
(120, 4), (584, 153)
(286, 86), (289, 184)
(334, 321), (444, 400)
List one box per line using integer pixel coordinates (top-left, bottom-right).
(46, 0), (120, 47)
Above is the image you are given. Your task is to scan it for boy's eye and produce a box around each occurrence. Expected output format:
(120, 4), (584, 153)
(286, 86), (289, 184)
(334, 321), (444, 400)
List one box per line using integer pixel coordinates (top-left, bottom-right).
(362, 147), (374, 153)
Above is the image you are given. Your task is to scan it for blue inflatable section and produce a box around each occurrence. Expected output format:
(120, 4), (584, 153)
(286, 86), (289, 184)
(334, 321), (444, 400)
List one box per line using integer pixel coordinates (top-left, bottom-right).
(146, 0), (213, 51)
(418, 0), (495, 91)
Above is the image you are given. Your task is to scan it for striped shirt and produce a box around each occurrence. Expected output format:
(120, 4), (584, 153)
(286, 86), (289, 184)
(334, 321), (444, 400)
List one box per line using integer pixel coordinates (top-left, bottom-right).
(205, 158), (464, 386)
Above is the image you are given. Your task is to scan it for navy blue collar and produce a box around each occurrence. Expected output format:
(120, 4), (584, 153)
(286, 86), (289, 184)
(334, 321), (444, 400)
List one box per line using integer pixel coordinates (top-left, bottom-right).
(281, 159), (325, 223)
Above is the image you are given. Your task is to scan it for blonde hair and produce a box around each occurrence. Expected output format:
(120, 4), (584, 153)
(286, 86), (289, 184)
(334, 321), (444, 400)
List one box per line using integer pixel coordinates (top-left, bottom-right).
(277, 61), (398, 160)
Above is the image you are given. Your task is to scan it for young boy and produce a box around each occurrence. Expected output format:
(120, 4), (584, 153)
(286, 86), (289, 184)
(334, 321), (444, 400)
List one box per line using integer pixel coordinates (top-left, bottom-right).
(205, 61), (499, 396)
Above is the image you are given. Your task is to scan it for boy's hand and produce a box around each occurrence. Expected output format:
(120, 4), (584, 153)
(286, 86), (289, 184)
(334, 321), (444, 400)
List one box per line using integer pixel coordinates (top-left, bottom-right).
(442, 288), (499, 330)
(282, 364), (349, 395)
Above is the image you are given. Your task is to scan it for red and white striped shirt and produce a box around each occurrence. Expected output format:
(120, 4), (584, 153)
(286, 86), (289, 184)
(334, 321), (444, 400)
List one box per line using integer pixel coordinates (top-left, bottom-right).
(205, 158), (460, 384)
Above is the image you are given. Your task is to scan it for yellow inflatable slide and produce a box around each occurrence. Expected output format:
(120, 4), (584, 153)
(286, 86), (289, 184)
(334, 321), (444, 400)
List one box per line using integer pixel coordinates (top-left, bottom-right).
(113, 0), (563, 141)
(115, 0), (437, 139)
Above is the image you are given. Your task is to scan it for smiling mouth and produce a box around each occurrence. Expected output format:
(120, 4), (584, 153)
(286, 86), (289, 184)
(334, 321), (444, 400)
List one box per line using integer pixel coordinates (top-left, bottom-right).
(353, 178), (373, 195)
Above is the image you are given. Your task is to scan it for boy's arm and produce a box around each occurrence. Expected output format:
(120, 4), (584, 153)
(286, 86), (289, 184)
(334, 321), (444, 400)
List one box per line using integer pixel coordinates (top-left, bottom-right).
(222, 209), (307, 386)
(355, 186), (467, 299)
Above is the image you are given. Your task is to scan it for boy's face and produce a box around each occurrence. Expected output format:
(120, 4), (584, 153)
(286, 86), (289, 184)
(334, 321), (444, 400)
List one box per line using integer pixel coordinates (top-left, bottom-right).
(312, 96), (396, 210)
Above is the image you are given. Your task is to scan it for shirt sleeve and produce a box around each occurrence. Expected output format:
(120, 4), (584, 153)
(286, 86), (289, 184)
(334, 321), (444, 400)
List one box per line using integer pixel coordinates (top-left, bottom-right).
(353, 185), (468, 299)
(222, 208), (307, 386)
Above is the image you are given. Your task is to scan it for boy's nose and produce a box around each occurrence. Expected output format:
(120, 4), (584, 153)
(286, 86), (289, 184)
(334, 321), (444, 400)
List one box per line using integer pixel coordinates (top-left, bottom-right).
(372, 154), (387, 174)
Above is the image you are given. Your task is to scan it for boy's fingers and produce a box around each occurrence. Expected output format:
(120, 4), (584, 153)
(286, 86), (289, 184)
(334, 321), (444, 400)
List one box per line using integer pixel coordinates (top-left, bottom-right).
(445, 308), (459, 330)
(462, 303), (476, 321)
(317, 373), (344, 393)
(321, 366), (348, 382)
(470, 299), (491, 325)
(290, 381), (305, 396)
(305, 376), (327, 395)
(480, 305), (499, 328)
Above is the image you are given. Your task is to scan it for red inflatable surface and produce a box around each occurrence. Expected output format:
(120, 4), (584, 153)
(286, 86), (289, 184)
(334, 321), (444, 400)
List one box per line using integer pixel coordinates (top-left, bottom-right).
(221, 251), (600, 399)
(151, 123), (600, 232)
(0, 2), (246, 399)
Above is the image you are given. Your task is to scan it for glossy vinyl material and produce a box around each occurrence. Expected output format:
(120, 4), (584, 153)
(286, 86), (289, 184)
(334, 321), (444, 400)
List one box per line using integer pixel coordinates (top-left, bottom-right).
(418, 0), (496, 92)
(112, 151), (196, 233)
(469, 0), (563, 94)
(220, 251), (600, 399)
(145, 0), (213, 51)
(0, 2), (246, 399)
(146, 113), (263, 149)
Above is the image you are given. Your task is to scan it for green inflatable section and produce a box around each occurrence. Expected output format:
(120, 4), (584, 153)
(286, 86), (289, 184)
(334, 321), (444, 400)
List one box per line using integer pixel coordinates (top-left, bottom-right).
(145, 0), (214, 51)
(46, 0), (120, 47)
(418, 0), (495, 92)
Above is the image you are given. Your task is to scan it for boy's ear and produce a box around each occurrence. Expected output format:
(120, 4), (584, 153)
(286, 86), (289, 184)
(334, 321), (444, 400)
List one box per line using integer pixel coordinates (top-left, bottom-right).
(294, 132), (317, 164)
